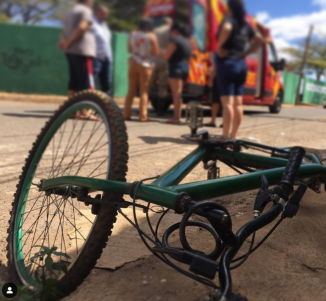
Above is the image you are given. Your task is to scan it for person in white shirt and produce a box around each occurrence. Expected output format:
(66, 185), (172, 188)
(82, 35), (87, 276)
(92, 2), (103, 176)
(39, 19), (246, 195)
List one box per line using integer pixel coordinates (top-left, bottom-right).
(93, 5), (113, 95)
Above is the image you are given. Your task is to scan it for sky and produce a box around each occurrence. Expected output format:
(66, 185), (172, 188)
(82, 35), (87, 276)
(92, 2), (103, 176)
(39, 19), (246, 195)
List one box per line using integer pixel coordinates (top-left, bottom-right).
(247, 0), (326, 53)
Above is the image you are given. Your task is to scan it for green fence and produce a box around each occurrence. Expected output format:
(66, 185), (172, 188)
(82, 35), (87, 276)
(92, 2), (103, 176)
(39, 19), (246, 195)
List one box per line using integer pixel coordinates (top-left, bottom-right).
(0, 23), (129, 97)
(282, 71), (300, 105)
(112, 33), (129, 97)
(302, 77), (326, 106)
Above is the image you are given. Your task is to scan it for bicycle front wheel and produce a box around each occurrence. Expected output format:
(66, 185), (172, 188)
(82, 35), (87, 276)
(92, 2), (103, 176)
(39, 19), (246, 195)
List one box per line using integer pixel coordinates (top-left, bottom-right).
(7, 90), (128, 296)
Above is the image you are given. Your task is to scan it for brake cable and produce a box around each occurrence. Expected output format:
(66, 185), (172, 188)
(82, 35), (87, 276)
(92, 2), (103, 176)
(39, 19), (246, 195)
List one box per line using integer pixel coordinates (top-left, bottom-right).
(117, 175), (285, 288)
(231, 218), (284, 265)
(117, 176), (219, 289)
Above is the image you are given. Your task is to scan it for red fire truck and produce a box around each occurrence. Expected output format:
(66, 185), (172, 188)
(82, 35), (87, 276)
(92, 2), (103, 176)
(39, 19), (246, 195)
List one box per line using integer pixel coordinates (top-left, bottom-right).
(144, 0), (285, 114)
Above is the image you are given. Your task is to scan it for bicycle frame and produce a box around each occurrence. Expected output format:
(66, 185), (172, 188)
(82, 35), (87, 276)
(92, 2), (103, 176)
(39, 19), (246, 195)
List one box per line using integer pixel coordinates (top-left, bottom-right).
(41, 141), (326, 210)
(39, 139), (326, 300)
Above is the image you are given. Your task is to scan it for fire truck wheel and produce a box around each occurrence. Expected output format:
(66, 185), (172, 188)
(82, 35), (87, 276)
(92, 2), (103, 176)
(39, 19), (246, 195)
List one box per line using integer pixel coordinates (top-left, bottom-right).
(269, 91), (283, 114)
(151, 98), (172, 114)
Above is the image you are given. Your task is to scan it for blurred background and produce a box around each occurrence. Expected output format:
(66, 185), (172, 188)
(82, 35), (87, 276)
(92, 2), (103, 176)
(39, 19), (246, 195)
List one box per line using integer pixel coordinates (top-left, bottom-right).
(0, 0), (326, 107)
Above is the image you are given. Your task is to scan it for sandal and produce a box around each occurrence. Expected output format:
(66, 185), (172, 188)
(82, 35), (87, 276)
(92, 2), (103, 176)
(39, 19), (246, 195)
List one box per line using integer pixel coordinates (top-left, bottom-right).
(166, 119), (181, 125)
(204, 123), (217, 128)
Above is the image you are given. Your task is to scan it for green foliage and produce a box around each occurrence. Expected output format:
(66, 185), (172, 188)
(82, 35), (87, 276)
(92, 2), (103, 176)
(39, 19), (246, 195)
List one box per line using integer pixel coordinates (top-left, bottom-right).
(100, 0), (147, 31)
(13, 245), (71, 301)
(0, 11), (8, 22)
(283, 37), (326, 80)
(0, 0), (147, 30)
(0, 0), (76, 24)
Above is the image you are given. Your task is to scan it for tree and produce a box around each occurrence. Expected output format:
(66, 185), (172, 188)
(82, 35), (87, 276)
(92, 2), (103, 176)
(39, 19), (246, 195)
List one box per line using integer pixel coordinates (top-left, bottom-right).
(0, 11), (8, 22)
(0, 0), (148, 30)
(283, 37), (326, 81)
(0, 0), (75, 24)
(104, 0), (147, 31)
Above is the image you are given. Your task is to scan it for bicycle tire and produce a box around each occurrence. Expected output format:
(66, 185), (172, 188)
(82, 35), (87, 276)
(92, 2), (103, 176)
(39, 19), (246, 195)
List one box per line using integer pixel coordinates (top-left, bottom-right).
(6, 90), (128, 296)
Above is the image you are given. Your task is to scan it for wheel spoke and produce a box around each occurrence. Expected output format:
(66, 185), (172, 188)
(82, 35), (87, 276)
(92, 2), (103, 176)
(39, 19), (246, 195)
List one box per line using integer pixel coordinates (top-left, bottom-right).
(59, 141), (108, 177)
(49, 195), (87, 241)
(87, 156), (109, 178)
(23, 195), (67, 261)
(66, 198), (94, 225)
(71, 121), (105, 176)
(56, 120), (104, 178)
(50, 120), (69, 176)
(50, 118), (88, 177)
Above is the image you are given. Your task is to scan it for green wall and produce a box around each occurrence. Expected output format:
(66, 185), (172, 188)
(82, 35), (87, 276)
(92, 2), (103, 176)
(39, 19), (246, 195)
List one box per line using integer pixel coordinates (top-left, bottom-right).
(0, 23), (68, 95)
(112, 33), (129, 97)
(0, 23), (129, 97)
(303, 78), (326, 106)
(282, 72), (326, 106)
(282, 72), (300, 105)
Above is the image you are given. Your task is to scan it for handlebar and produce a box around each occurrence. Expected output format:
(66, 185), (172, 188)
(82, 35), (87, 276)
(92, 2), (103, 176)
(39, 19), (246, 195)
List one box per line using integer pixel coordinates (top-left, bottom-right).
(218, 147), (306, 300)
(279, 147), (306, 188)
(273, 147), (306, 201)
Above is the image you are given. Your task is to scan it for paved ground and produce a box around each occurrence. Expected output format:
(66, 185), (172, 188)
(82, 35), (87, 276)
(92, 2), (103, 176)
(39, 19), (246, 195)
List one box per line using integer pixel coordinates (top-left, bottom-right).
(0, 99), (326, 301)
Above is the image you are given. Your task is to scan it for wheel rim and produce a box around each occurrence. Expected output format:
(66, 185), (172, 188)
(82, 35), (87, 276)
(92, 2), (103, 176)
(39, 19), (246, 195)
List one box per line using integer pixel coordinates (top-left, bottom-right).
(13, 101), (112, 286)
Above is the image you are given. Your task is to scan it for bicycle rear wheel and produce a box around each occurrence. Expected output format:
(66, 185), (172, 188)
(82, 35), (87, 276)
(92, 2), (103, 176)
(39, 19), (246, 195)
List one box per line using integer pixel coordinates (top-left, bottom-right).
(7, 90), (128, 295)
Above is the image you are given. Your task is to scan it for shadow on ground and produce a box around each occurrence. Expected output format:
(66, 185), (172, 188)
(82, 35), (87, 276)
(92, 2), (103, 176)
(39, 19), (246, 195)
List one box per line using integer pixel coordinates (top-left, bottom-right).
(139, 136), (194, 145)
(0, 260), (10, 284)
(2, 113), (53, 119)
(24, 110), (55, 114)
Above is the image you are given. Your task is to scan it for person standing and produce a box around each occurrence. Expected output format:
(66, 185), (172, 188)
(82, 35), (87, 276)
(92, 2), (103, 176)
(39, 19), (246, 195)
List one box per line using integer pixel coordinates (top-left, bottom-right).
(151, 17), (173, 101)
(93, 5), (113, 96)
(162, 23), (192, 124)
(60, 0), (96, 102)
(123, 18), (160, 122)
(214, 0), (263, 138)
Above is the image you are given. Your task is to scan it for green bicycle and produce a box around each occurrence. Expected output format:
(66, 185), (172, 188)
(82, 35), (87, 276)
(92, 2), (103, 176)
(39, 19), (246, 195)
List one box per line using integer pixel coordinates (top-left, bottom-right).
(6, 91), (326, 300)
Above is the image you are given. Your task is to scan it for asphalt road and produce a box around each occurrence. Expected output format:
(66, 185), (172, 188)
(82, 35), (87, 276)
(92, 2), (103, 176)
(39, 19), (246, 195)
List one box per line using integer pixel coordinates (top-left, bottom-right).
(0, 101), (326, 301)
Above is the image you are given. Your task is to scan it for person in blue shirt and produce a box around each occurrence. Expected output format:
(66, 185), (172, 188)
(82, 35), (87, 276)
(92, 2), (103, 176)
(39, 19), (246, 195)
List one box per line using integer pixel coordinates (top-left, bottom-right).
(93, 5), (113, 96)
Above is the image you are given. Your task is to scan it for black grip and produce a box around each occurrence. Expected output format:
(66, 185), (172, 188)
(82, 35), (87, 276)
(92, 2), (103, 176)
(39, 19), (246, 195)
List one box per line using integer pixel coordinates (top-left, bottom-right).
(279, 147), (306, 187)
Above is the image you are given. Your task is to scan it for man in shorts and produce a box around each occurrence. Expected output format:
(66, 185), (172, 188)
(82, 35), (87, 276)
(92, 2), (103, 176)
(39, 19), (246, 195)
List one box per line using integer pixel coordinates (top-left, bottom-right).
(60, 0), (96, 101)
